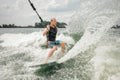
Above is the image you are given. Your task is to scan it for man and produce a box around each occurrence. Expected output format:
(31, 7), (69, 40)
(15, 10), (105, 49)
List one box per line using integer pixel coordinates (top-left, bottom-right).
(42, 18), (65, 63)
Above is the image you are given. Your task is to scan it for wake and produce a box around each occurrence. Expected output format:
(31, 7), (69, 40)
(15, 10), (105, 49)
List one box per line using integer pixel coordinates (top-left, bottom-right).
(58, 0), (120, 63)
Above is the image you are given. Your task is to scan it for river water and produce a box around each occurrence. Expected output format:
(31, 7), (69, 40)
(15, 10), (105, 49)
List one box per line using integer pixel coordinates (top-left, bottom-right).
(0, 0), (120, 80)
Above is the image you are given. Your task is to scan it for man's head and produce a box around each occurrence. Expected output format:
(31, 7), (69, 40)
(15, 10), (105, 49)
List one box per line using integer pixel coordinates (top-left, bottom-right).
(50, 18), (57, 26)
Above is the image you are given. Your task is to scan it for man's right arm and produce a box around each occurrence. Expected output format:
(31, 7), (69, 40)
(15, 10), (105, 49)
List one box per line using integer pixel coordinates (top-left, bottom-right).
(42, 25), (50, 36)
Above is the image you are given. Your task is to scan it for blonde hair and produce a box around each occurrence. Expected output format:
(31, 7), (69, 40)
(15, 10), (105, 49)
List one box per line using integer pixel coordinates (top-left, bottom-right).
(51, 18), (56, 22)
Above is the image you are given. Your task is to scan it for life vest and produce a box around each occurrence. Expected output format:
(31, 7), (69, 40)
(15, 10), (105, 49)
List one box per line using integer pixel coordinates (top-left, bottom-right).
(46, 25), (57, 41)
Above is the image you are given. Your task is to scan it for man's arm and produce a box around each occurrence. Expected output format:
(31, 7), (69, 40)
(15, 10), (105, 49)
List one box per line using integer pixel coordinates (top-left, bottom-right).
(42, 25), (50, 36)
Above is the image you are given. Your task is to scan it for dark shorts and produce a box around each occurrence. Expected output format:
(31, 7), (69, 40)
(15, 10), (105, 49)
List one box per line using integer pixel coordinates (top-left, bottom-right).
(48, 40), (61, 48)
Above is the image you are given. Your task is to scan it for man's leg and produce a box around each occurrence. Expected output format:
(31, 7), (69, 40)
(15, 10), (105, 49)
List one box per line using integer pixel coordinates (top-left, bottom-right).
(60, 42), (65, 53)
(43, 46), (57, 63)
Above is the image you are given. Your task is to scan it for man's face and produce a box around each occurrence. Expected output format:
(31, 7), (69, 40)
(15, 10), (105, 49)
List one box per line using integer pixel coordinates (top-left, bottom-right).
(51, 19), (57, 26)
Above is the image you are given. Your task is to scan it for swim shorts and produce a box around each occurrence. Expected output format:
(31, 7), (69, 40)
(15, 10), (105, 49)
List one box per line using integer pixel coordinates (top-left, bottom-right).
(48, 40), (61, 48)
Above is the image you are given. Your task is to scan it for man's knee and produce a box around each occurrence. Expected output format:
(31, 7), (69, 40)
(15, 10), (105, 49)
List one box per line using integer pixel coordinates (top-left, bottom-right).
(52, 46), (57, 51)
(61, 42), (65, 47)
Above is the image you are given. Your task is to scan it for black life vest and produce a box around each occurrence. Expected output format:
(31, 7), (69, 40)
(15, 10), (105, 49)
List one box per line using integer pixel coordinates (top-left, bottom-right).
(47, 26), (57, 41)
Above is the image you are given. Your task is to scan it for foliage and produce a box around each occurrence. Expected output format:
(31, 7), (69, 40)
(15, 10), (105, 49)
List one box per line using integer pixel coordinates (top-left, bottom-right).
(0, 21), (67, 28)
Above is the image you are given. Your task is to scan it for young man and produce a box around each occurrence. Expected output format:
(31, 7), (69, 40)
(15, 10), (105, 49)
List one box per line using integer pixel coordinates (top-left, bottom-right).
(42, 18), (65, 63)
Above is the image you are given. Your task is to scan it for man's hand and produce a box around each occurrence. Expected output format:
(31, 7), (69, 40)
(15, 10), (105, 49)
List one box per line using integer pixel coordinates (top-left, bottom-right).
(42, 25), (50, 36)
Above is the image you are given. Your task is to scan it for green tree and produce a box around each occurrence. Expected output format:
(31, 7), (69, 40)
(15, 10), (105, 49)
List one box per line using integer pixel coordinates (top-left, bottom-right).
(34, 21), (67, 28)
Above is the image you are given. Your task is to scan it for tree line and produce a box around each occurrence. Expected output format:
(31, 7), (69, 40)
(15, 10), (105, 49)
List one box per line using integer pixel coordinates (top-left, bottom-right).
(0, 21), (67, 28)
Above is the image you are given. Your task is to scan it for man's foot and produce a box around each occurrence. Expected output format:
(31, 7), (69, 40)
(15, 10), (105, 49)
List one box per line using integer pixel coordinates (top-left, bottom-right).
(42, 59), (48, 64)
(60, 48), (66, 54)
(62, 49), (65, 53)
